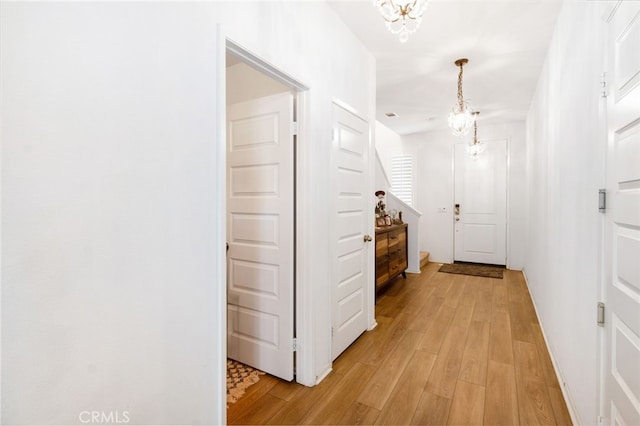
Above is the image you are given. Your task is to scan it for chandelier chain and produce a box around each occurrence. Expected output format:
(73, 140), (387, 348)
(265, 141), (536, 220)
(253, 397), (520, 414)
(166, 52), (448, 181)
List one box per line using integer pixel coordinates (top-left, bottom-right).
(457, 64), (465, 109)
(448, 58), (472, 137)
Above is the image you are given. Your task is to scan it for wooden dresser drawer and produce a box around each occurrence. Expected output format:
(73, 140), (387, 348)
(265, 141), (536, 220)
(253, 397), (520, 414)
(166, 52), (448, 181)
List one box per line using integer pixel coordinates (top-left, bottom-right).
(375, 237), (388, 253)
(376, 269), (389, 286)
(374, 223), (408, 296)
(388, 228), (405, 241)
(389, 257), (407, 276)
(388, 244), (405, 258)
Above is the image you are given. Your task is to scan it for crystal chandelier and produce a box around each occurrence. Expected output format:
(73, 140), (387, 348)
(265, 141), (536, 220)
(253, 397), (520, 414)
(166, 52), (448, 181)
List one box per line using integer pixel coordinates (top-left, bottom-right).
(448, 58), (474, 137)
(466, 111), (486, 159)
(375, 0), (429, 43)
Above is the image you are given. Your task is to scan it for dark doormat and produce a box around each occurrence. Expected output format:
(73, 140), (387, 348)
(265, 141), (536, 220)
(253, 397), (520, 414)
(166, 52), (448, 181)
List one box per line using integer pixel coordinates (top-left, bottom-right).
(438, 262), (504, 279)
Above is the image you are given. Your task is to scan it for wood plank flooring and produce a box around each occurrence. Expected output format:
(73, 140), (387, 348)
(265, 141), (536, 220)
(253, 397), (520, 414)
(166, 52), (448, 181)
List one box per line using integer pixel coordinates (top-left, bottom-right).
(227, 263), (572, 425)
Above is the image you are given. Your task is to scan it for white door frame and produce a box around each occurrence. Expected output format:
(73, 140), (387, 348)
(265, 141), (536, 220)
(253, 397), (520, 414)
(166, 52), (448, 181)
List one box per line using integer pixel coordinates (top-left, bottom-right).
(599, 2), (640, 424)
(452, 138), (510, 266)
(223, 39), (315, 387)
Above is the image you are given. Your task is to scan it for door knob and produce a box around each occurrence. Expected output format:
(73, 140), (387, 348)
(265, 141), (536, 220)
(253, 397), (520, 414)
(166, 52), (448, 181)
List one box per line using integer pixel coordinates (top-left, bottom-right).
(364, 234), (372, 242)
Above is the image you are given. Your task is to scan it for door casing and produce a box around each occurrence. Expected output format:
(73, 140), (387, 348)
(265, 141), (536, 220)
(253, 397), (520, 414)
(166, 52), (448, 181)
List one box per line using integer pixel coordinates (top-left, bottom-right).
(224, 39), (315, 386)
(600, 2), (640, 424)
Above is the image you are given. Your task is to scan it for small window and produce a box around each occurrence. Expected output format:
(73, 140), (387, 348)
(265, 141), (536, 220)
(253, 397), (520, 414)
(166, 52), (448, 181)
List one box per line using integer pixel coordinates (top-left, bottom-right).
(390, 154), (413, 206)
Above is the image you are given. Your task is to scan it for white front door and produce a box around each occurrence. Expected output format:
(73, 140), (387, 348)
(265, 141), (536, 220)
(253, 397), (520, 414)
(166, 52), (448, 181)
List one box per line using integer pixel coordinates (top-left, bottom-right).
(603, 2), (640, 424)
(331, 102), (371, 361)
(454, 139), (507, 265)
(227, 92), (295, 381)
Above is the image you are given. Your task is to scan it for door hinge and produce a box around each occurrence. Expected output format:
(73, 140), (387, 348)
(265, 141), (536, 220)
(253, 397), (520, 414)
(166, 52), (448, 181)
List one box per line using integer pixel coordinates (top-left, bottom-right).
(292, 338), (298, 352)
(597, 302), (605, 326)
(600, 72), (608, 98)
(291, 121), (298, 136)
(331, 327), (334, 339)
(599, 188), (606, 213)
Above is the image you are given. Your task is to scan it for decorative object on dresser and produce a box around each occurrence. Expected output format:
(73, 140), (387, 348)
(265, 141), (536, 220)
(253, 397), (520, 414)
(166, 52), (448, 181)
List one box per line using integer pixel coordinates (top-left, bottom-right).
(375, 223), (408, 295)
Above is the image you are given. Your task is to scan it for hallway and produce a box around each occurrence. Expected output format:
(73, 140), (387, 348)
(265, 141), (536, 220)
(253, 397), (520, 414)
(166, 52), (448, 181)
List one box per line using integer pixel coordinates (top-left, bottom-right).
(227, 263), (572, 425)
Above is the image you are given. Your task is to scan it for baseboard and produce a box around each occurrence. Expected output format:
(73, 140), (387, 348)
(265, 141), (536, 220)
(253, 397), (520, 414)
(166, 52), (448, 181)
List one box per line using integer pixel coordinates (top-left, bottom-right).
(367, 319), (378, 331)
(521, 269), (580, 425)
(315, 366), (333, 385)
(406, 267), (421, 274)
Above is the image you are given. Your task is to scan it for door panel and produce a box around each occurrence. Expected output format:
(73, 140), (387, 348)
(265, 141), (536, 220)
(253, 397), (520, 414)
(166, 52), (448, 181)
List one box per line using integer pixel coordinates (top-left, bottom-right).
(604, 2), (640, 424)
(331, 103), (370, 361)
(454, 139), (507, 265)
(227, 92), (294, 381)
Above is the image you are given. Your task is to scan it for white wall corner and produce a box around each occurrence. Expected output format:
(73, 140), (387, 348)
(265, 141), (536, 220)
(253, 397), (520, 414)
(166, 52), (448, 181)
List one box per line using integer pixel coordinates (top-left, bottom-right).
(521, 271), (580, 426)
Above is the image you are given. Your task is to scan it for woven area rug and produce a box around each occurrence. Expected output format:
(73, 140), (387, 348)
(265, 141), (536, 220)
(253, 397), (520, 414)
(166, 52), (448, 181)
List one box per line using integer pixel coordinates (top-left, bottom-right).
(438, 262), (504, 279)
(227, 359), (265, 406)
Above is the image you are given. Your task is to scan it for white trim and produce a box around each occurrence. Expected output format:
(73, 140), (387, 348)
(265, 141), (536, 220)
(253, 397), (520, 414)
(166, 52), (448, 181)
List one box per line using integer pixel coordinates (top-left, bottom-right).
(315, 366), (333, 385)
(226, 39), (309, 92)
(331, 97), (365, 120)
(521, 269), (580, 426)
(597, 61), (609, 423)
(505, 137), (512, 270)
(214, 24), (227, 426)
(224, 38), (314, 387)
(295, 90), (315, 387)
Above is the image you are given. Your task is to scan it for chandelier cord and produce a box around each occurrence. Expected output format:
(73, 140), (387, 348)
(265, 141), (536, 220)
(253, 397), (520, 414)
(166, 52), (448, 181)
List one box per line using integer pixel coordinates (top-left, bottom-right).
(457, 64), (465, 110)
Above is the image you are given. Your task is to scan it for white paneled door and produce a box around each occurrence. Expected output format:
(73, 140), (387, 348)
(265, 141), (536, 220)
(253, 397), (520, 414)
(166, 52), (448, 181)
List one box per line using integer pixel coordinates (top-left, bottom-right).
(331, 103), (371, 361)
(603, 2), (640, 425)
(227, 92), (294, 381)
(454, 140), (507, 265)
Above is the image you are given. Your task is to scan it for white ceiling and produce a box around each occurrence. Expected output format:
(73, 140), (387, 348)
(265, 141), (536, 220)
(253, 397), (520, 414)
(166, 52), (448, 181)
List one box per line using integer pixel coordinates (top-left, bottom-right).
(326, 0), (563, 136)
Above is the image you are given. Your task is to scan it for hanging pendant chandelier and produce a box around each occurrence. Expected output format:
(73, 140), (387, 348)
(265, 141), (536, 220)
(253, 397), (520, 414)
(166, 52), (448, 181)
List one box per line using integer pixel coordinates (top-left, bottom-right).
(466, 111), (486, 159)
(448, 58), (474, 137)
(375, 0), (429, 43)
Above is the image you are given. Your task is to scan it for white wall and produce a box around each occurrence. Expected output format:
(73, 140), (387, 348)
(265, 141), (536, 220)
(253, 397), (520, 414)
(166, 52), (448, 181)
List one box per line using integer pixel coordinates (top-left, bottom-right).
(1, 2), (375, 424)
(375, 120), (403, 182)
(375, 150), (392, 192)
(403, 121), (526, 268)
(524, 1), (606, 423)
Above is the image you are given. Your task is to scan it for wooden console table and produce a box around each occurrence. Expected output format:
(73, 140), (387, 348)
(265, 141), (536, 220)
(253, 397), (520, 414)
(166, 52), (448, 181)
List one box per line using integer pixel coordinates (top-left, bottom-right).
(375, 223), (408, 294)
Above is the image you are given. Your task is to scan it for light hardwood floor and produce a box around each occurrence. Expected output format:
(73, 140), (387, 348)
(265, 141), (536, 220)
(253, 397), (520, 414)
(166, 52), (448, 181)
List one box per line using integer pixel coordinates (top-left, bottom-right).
(227, 263), (573, 425)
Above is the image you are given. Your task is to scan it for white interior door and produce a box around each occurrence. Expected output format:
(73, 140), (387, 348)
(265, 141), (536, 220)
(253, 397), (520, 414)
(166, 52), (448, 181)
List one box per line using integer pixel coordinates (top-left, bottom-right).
(227, 92), (294, 381)
(603, 2), (640, 425)
(331, 102), (371, 361)
(454, 139), (507, 265)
